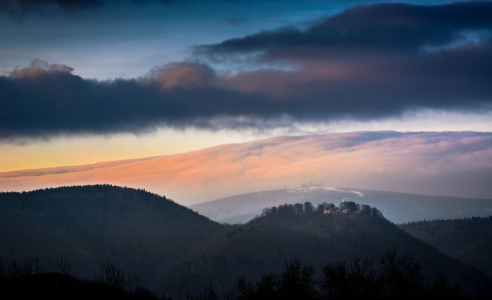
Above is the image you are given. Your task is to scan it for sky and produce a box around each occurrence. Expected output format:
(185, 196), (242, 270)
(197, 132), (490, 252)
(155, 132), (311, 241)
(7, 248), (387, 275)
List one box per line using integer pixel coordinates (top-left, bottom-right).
(2, 131), (492, 204)
(1, 0), (492, 202)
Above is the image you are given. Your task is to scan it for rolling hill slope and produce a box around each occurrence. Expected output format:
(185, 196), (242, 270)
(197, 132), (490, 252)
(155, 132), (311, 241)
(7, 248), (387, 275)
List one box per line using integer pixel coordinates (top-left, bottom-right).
(0, 185), (222, 292)
(399, 216), (492, 277)
(0, 185), (488, 298)
(167, 205), (485, 296)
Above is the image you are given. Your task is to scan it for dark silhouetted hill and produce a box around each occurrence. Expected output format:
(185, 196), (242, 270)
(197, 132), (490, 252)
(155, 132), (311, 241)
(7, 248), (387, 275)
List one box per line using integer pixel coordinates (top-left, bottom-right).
(0, 272), (158, 300)
(0, 186), (488, 298)
(0, 185), (222, 292)
(166, 203), (485, 297)
(399, 216), (492, 277)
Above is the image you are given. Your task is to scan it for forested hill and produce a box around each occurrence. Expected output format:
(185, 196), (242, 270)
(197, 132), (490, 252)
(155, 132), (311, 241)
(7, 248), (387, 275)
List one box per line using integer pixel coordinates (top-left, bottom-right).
(0, 185), (222, 292)
(0, 185), (488, 298)
(0, 185), (215, 225)
(399, 216), (492, 277)
(167, 202), (485, 297)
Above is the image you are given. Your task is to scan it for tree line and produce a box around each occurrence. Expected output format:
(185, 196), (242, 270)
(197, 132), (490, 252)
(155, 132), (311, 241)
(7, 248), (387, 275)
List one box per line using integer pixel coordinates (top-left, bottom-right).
(400, 216), (492, 228)
(3, 250), (491, 300)
(258, 201), (384, 220)
(189, 249), (492, 300)
(0, 256), (156, 300)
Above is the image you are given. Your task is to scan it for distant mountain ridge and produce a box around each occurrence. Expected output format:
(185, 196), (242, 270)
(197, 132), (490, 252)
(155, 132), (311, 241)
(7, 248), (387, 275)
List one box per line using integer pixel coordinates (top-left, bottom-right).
(190, 186), (364, 223)
(190, 186), (492, 224)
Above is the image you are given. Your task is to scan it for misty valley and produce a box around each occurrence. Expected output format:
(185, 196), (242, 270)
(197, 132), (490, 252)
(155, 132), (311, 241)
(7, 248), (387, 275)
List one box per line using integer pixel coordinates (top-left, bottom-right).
(1, 184), (491, 299)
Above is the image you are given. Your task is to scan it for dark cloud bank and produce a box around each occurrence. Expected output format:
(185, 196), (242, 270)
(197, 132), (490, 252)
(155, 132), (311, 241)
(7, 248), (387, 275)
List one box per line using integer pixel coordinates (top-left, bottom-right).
(196, 1), (492, 57)
(1, 1), (492, 140)
(0, 0), (174, 18)
(0, 0), (104, 18)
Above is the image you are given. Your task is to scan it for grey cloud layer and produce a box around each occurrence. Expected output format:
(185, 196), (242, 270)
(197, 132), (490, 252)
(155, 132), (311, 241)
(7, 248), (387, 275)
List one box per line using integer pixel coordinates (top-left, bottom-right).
(1, 61), (278, 139)
(0, 0), (178, 18)
(0, 0), (104, 17)
(1, 2), (492, 140)
(196, 1), (492, 58)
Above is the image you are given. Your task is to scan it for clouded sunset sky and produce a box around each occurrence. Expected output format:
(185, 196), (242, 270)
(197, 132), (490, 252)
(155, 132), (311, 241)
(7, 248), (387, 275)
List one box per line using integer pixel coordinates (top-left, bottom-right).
(1, 0), (491, 203)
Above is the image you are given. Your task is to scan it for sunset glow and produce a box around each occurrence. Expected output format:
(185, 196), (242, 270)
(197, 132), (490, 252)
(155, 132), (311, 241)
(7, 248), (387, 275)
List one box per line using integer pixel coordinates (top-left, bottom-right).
(1, 0), (491, 204)
(1, 1), (492, 296)
(2, 132), (491, 205)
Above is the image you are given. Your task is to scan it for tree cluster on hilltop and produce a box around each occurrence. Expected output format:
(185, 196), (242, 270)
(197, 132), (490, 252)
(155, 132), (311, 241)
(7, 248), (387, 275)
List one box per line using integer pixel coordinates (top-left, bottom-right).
(258, 201), (384, 220)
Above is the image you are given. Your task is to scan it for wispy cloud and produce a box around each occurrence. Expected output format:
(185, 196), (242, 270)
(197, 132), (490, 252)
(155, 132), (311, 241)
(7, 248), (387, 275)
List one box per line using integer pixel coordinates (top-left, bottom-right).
(1, 131), (491, 203)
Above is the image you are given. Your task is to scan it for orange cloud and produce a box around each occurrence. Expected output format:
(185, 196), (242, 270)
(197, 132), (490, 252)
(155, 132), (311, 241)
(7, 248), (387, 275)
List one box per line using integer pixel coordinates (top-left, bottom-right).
(138, 62), (215, 90)
(1, 131), (491, 204)
(8, 60), (74, 78)
(217, 62), (358, 98)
